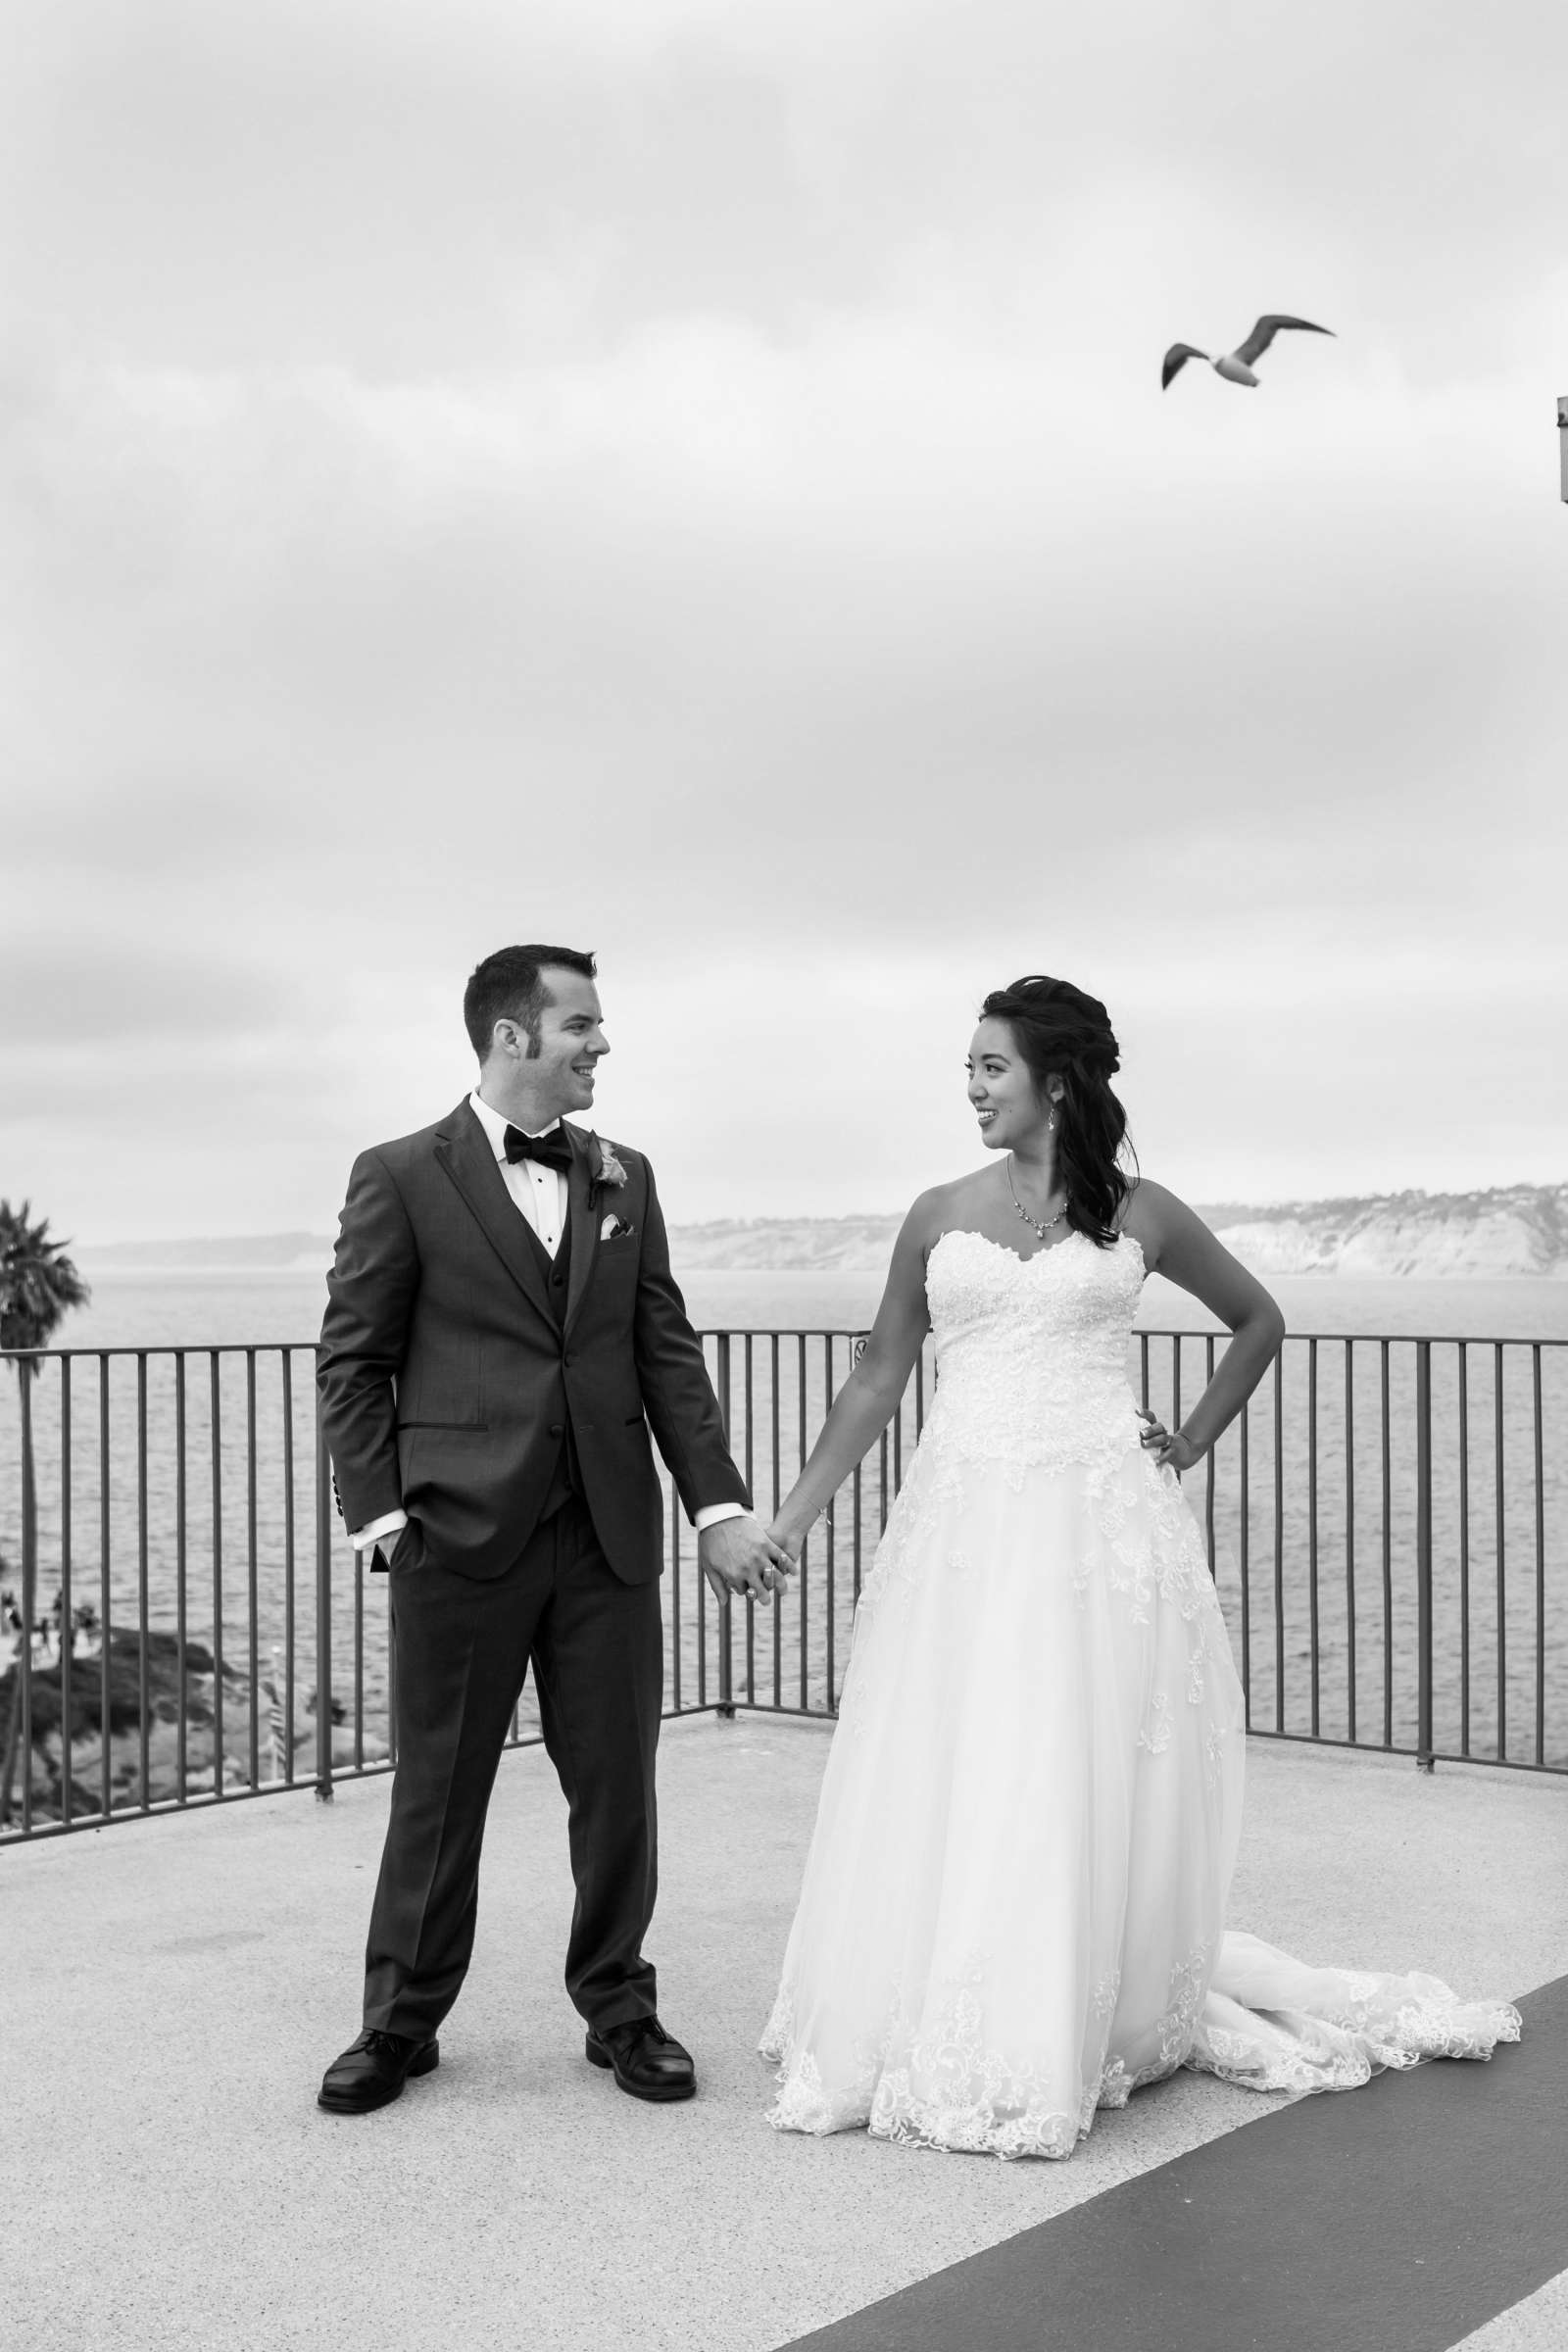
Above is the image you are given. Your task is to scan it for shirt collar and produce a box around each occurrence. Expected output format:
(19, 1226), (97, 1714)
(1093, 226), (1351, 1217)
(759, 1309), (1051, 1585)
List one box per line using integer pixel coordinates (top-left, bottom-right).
(467, 1090), (562, 1164)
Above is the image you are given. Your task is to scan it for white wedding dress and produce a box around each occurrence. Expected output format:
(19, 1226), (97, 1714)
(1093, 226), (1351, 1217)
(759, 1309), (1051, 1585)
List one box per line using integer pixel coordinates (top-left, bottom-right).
(760, 1228), (1520, 2159)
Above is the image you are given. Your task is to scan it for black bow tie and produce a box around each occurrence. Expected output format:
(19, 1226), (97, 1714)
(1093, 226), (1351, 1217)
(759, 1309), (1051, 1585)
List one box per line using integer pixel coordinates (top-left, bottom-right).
(504, 1124), (572, 1173)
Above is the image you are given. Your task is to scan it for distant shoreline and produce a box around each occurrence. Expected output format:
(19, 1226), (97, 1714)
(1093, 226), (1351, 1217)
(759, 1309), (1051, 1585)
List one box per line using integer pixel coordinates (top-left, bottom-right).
(72, 1180), (1568, 1281)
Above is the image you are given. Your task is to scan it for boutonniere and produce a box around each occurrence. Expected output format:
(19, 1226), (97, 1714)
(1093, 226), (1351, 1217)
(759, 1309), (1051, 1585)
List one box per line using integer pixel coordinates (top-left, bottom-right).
(587, 1134), (628, 1208)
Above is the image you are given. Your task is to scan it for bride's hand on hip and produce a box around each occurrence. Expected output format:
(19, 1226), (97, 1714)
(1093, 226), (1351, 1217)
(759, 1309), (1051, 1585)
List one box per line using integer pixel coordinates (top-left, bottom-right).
(1137, 1409), (1200, 1475)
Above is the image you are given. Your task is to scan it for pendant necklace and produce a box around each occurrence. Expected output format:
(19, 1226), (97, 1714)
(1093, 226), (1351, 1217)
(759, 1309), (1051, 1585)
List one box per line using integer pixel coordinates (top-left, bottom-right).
(1007, 1154), (1068, 1243)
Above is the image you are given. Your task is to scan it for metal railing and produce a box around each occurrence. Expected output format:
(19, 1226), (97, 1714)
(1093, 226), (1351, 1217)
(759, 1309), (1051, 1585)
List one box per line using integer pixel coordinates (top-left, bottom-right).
(2, 1325), (1564, 1842)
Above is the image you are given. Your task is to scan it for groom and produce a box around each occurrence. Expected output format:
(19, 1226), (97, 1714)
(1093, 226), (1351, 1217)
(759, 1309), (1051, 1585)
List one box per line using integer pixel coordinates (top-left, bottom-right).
(316, 945), (790, 2115)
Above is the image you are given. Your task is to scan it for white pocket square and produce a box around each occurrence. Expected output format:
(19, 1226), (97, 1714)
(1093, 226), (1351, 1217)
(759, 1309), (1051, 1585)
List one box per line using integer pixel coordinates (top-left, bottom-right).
(600, 1213), (633, 1242)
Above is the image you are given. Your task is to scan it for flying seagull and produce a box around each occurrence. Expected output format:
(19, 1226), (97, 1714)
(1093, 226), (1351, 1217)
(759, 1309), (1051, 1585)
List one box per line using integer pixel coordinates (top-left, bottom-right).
(1162, 315), (1335, 391)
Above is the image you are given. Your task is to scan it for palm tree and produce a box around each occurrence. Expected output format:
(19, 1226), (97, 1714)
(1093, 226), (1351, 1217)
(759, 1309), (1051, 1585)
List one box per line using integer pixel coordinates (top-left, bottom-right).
(0, 1202), (90, 1826)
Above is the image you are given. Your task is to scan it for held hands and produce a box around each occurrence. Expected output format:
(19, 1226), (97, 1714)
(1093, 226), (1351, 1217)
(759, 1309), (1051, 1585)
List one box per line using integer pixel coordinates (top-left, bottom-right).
(698, 1514), (796, 1605)
(765, 1519), (804, 1567)
(1137, 1408), (1200, 1476)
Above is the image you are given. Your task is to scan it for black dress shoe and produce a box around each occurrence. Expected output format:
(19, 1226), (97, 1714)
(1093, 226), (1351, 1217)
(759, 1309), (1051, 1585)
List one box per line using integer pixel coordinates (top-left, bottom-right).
(585, 2015), (696, 2103)
(318, 2028), (439, 2115)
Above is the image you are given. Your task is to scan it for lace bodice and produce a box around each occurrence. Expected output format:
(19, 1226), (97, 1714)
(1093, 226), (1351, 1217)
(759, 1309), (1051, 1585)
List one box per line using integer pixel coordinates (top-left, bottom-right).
(922, 1227), (1146, 1473)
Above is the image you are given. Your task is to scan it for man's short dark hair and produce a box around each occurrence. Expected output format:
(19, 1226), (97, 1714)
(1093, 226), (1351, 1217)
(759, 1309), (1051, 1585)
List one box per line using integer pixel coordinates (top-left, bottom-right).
(463, 946), (598, 1061)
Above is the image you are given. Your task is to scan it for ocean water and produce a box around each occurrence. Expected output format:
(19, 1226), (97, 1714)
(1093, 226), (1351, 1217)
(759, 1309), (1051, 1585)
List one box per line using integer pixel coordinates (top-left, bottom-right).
(35, 1262), (1568, 1353)
(3, 1264), (1565, 1786)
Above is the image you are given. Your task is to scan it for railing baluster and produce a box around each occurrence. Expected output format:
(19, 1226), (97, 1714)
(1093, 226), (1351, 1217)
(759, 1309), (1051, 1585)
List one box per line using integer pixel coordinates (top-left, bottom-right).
(281, 1351), (297, 1784)
(1494, 1342), (1506, 1761)
(1308, 1337), (1319, 1740)
(1457, 1346), (1469, 1758)
(1533, 1345), (1545, 1769)
(353, 1535), (366, 1770)
(210, 1351), (223, 1798)
(1203, 1334), (1217, 1576)
(1273, 1349), (1285, 1737)
(246, 1350), (260, 1793)
(823, 1335), (837, 1711)
(715, 1334), (734, 1718)
(314, 1396), (334, 1803)
(771, 1335), (782, 1710)
(18, 1365), (37, 1837)
(175, 1355), (188, 1806)
(852, 1449), (863, 1606)
(1381, 1341), (1393, 1750)
(745, 1332), (756, 1708)
(1344, 1343), (1356, 1747)
(798, 1334), (808, 1714)
(1239, 1390), (1250, 1731)
(670, 1474), (682, 1716)
(696, 1443), (707, 1713)
(60, 1356), (73, 1829)
(136, 1355), (150, 1812)
(99, 1355), (113, 1821)
(1415, 1340), (1434, 1773)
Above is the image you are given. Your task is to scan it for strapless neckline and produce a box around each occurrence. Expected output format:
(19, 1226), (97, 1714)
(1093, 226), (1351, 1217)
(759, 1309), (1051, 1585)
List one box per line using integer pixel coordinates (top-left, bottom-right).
(931, 1227), (1146, 1277)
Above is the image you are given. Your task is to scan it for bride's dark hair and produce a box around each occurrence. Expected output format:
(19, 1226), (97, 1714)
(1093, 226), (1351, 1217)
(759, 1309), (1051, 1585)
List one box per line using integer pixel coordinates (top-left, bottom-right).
(979, 975), (1135, 1248)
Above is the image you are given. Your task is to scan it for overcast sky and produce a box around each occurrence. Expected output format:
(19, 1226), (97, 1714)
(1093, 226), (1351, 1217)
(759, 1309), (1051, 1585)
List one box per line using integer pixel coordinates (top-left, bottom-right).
(4, 0), (1566, 1244)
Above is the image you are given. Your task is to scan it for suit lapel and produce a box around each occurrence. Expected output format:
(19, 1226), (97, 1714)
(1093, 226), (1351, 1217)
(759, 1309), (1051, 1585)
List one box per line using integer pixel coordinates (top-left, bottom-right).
(433, 1100), (554, 1326)
(563, 1124), (600, 1337)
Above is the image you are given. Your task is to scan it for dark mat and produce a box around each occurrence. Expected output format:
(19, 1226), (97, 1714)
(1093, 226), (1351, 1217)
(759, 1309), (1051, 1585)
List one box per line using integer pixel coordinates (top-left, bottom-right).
(782, 1975), (1568, 2352)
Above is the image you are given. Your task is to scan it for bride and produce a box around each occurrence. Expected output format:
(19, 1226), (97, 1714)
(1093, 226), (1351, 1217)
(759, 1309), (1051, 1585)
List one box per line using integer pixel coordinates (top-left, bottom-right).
(759, 974), (1519, 2158)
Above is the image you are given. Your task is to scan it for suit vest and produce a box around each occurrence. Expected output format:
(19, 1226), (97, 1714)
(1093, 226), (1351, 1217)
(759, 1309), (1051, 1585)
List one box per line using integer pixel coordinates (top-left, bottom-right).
(518, 1208), (580, 1519)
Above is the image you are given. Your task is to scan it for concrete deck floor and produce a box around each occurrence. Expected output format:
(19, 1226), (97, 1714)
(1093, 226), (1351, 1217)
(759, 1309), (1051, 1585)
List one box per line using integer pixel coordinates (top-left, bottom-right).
(2, 1718), (1565, 2352)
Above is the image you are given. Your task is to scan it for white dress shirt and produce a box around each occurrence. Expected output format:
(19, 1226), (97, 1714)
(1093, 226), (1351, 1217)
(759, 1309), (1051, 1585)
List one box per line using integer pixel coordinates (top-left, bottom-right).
(466, 1089), (567, 1256)
(351, 1093), (746, 1547)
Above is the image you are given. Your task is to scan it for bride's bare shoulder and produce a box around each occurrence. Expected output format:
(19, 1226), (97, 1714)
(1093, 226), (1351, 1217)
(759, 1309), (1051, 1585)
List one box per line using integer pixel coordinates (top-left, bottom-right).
(1117, 1176), (1207, 1251)
(901, 1170), (992, 1249)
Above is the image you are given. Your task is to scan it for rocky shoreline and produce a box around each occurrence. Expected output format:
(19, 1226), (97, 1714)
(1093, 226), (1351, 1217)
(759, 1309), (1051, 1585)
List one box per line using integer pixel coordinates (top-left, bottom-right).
(0, 1612), (387, 1824)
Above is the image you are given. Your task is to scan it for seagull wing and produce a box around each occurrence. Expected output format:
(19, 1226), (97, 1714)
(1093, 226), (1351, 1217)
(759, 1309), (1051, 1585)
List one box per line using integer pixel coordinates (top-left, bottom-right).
(1233, 315), (1336, 367)
(1161, 343), (1208, 390)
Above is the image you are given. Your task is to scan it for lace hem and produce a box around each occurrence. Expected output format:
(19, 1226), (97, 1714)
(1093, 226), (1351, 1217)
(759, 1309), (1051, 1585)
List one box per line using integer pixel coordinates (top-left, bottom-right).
(1191, 1943), (1523, 2094)
(760, 1974), (1085, 2158)
(760, 1941), (1213, 2161)
(760, 2042), (1086, 2161)
(760, 1946), (1522, 2159)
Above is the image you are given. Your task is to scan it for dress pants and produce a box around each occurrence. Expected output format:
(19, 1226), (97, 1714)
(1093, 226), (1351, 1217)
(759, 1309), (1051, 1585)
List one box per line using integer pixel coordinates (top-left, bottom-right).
(363, 1496), (663, 2043)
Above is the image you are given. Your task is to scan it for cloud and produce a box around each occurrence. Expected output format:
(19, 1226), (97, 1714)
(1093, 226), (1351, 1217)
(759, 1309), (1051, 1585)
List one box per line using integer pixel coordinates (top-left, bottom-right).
(2, 0), (1565, 1241)
(0, 939), (291, 1047)
(7, 1), (1568, 378)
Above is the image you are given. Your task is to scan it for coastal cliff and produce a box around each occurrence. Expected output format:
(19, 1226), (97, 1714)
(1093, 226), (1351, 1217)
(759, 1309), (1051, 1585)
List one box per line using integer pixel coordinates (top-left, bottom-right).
(666, 1184), (1568, 1280)
(1195, 1184), (1568, 1280)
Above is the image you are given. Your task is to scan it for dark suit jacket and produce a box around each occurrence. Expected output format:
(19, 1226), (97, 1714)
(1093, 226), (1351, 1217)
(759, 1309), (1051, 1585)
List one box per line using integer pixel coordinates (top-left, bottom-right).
(317, 1100), (749, 1583)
